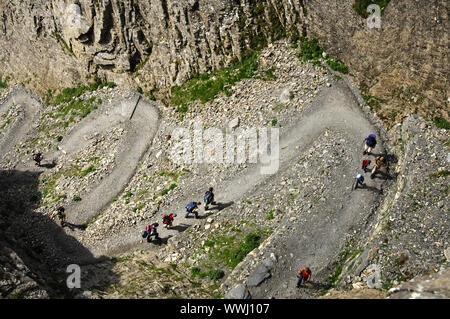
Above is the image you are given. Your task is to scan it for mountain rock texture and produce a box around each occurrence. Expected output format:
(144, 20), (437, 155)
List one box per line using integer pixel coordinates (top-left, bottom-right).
(0, 0), (448, 125)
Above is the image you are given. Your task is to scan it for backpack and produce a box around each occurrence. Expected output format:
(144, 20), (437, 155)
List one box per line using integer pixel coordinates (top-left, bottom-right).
(142, 230), (148, 238)
(162, 214), (170, 224)
(204, 191), (212, 202)
(33, 153), (40, 161)
(367, 135), (377, 147)
(186, 202), (196, 212)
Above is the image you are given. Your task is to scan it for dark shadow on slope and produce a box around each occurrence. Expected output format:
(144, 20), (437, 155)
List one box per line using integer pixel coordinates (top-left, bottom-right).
(197, 212), (214, 219)
(170, 223), (190, 233)
(307, 280), (330, 290)
(63, 222), (87, 231)
(371, 170), (394, 181)
(0, 169), (120, 298)
(208, 201), (234, 212)
(361, 184), (383, 195)
(40, 160), (57, 169)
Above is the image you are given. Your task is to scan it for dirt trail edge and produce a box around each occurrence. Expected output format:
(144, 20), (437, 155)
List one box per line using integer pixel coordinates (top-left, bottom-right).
(60, 94), (160, 225)
(86, 81), (387, 269)
(0, 87), (41, 157)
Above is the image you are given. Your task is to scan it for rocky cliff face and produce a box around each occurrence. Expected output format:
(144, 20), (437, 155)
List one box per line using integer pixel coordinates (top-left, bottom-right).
(1, 1), (447, 125)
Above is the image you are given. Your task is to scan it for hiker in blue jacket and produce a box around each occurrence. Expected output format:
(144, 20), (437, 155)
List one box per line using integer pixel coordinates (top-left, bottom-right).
(363, 134), (377, 155)
(185, 201), (201, 219)
(353, 173), (365, 190)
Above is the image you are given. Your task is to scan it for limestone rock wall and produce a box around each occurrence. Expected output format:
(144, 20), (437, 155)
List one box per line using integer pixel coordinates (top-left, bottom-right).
(0, 0), (448, 123)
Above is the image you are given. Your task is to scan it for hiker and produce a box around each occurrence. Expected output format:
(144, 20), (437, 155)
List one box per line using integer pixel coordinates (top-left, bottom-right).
(371, 156), (386, 179)
(204, 187), (216, 211)
(353, 173), (365, 190)
(363, 134), (377, 155)
(296, 267), (312, 287)
(32, 152), (43, 166)
(361, 159), (371, 173)
(144, 222), (161, 244)
(162, 213), (176, 229)
(51, 206), (66, 227)
(185, 201), (201, 219)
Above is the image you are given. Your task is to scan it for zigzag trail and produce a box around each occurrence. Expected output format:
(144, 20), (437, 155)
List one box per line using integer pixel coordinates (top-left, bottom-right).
(83, 81), (387, 276)
(1, 80), (388, 297)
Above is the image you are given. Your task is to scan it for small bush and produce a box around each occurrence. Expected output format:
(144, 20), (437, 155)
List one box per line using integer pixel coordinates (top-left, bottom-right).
(207, 269), (225, 281)
(433, 117), (450, 130)
(228, 233), (261, 268)
(80, 165), (95, 177)
(0, 75), (9, 89)
(72, 196), (82, 201)
(190, 267), (201, 277)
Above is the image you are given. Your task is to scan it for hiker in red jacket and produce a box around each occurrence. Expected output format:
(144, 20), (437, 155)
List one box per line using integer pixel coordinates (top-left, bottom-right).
(162, 213), (176, 229)
(361, 159), (371, 173)
(296, 267), (312, 287)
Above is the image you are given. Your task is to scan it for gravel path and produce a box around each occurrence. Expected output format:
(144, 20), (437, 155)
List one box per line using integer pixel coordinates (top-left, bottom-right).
(0, 87), (41, 157)
(81, 81), (386, 269)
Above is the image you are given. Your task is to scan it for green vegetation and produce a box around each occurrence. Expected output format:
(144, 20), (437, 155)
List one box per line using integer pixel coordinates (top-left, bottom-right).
(325, 57), (349, 74)
(161, 183), (177, 196)
(266, 209), (275, 220)
(72, 195), (82, 202)
(297, 38), (323, 64)
(47, 79), (115, 106)
(353, 0), (391, 18)
(80, 165), (96, 177)
(271, 118), (278, 127)
(0, 75), (10, 89)
(433, 117), (450, 130)
(429, 170), (450, 179)
(297, 38), (349, 74)
(51, 32), (75, 56)
(263, 67), (277, 81)
(170, 51), (259, 107)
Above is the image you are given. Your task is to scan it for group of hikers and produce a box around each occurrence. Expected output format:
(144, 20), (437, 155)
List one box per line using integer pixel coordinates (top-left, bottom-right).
(34, 133), (386, 290)
(353, 134), (387, 190)
(141, 187), (216, 245)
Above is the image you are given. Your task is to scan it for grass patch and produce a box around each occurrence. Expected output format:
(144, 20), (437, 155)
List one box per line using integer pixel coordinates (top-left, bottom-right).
(266, 209), (275, 220)
(263, 66), (277, 81)
(170, 51), (259, 106)
(80, 165), (96, 177)
(326, 57), (349, 74)
(433, 117), (450, 130)
(429, 170), (450, 179)
(48, 78), (115, 106)
(161, 183), (177, 196)
(0, 75), (10, 89)
(72, 195), (82, 202)
(297, 38), (348, 74)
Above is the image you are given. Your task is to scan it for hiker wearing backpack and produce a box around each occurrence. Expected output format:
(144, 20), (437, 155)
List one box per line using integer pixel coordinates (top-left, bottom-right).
(51, 206), (66, 226)
(296, 267), (312, 287)
(361, 159), (371, 173)
(162, 213), (176, 229)
(144, 222), (161, 244)
(363, 134), (377, 155)
(32, 151), (43, 166)
(185, 202), (201, 219)
(371, 156), (386, 179)
(353, 174), (365, 190)
(204, 187), (216, 211)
